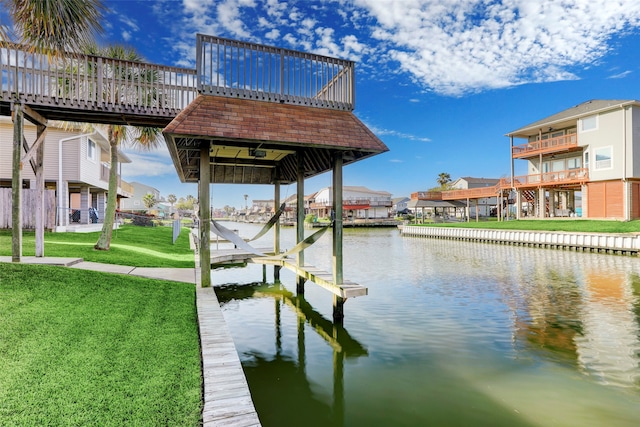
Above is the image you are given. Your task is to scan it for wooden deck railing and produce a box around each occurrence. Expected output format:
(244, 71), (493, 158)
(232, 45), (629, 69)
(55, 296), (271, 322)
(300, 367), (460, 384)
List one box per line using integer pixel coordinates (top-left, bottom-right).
(1, 41), (197, 118)
(196, 34), (355, 110)
(2, 34), (355, 122)
(512, 134), (579, 158)
(512, 168), (588, 187)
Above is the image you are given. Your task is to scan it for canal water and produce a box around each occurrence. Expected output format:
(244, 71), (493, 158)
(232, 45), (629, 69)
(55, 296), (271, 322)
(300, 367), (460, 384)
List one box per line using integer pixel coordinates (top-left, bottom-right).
(212, 223), (640, 427)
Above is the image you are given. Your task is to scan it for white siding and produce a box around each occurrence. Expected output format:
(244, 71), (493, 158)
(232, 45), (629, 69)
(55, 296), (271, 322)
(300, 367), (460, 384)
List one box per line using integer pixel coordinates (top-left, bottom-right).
(579, 108), (625, 182)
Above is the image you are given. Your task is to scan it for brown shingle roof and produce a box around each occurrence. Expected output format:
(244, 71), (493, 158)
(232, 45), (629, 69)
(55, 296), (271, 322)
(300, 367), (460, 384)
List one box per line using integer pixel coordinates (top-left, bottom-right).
(164, 95), (388, 152)
(163, 95), (389, 184)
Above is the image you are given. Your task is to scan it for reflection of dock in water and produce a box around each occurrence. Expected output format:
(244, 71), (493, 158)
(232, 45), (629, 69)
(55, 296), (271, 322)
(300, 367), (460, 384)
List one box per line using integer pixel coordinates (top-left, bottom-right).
(216, 282), (368, 426)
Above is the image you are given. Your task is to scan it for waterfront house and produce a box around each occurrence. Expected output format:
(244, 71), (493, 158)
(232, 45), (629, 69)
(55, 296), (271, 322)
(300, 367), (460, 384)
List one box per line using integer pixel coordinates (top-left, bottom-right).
(0, 117), (133, 230)
(507, 99), (640, 220)
(392, 196), (410, 214)
(449, 177), (500, 217)
(310, 186), (392, 219)
(119, 181), (162, 213)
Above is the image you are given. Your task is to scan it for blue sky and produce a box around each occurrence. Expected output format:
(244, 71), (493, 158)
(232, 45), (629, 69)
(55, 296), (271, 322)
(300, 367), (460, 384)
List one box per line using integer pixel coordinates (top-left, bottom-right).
(63, 1), (640, 208)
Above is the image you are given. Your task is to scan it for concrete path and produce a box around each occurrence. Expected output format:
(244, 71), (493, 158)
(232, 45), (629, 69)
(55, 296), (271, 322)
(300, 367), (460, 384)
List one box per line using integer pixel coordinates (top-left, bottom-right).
(1, 256), (261, 427)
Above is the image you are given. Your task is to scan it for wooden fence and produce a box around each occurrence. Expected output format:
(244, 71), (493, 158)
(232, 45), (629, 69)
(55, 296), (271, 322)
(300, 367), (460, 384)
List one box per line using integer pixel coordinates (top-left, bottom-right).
(0, 188), (56, 229)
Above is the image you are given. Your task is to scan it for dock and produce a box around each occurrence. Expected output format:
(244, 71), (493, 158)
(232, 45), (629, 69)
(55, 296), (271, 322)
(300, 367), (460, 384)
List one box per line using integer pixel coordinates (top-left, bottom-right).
(208, 247), (368, 319)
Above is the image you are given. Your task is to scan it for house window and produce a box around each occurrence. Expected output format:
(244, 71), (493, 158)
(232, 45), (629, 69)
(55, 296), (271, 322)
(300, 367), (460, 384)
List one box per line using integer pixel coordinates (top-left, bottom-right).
(87, 138), (96, 161)
(594, 146), (612, 170)
(567, 157), (582, 169)
(581, 115), (598, 132)
(584, 151), (589, 169)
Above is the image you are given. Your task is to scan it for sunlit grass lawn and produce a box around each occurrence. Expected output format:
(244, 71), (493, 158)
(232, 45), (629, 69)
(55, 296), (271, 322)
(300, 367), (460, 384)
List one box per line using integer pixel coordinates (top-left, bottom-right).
(0, 225), (194, 267)
(416, 219), (640, 233)
(0, 263), (201, 426)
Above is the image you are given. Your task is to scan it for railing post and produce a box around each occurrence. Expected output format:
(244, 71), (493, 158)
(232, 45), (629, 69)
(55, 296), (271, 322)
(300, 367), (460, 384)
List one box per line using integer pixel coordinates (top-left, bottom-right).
(97, 57), (103, 103)
(196, 34), (203, 92)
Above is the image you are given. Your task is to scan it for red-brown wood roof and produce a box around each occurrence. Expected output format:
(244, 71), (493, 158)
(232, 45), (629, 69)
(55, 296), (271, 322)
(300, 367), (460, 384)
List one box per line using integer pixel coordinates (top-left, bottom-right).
(163, 95), (389, 185)
(164, 95), (388, 151)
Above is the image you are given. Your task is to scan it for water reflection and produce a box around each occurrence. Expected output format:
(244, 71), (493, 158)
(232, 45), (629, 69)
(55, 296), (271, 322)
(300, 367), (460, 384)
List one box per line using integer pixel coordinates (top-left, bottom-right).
(418, 238), (640, 388)
(216, 282), (368, 427)
(216, 225), (640, 426)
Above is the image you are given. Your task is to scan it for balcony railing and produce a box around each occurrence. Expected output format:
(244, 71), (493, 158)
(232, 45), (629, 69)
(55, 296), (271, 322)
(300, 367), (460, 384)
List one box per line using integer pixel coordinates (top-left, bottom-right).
(1, 41), (197, 116)
(411, 191), (443, 200)
(196, 34), (355, 110)
(512, 134), (578, 158)
(512, 168), (588, 187)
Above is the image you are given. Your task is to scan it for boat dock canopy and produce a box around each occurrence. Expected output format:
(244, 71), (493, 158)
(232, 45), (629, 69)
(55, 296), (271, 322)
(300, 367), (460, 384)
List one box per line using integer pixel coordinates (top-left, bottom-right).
(162, 95), (388, 185)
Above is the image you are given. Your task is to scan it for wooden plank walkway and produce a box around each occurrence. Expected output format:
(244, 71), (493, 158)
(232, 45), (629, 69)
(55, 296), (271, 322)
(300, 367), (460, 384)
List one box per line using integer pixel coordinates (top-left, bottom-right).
(197, 285), (262, 427)
(209, 247), (368, 299)
(255, 257), (367, 298)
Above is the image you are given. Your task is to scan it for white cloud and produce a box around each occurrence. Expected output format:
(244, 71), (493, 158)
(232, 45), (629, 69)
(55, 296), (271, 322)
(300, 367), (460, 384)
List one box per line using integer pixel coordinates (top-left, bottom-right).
(121, 145), (175, 179)
(121, 30), (131, 42)
(163, 0), (640, 96)
(609, 70), (632, 79)
(367, 124), (431, 143)
(355, 0), (640, 95)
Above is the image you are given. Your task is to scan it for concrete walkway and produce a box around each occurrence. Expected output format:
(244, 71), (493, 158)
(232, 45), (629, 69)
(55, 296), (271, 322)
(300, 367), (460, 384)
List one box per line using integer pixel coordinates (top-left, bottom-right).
(1, 256), (261, 427)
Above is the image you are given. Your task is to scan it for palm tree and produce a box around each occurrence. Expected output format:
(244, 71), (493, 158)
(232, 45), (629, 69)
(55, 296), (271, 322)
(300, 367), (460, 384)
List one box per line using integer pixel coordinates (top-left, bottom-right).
(167, 194), (177, 216)
(2, 0), (105, 55)
(142, 193), (157, 212)
(4, 0), (106, 260)
(437, 172), (451, 188)
(90, 45), (163, 250)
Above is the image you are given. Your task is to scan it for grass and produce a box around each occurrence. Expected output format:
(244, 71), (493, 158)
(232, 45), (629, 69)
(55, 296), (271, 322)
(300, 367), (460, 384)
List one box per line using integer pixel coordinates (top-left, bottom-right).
(0, 225), (195, 267)
(414, 219), (640, 233)
(0, 263), (202, 426)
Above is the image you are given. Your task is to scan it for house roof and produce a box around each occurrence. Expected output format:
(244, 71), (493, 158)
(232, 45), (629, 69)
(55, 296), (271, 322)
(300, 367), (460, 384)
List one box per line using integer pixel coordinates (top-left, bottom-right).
(454, 177), (500, 186)
(407, 199), (466, 208)
(317, 186), (392, 196)
(507, 99), (640, 138)
(163, 95), (389, 185)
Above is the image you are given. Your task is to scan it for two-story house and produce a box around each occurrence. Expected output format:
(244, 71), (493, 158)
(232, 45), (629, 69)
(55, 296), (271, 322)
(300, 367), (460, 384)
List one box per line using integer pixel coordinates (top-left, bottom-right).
(310, 186), (392, 219)
(119, 181), (162, 213)
(508, 99), (640, 220)
(0, 117), (134, 230)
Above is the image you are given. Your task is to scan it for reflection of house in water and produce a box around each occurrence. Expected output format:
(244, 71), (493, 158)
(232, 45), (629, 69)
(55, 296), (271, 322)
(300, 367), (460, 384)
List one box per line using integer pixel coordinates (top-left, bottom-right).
(413, 238), (640, 388)
(576, 270), (640, 387)
(216, 282), (368, 427)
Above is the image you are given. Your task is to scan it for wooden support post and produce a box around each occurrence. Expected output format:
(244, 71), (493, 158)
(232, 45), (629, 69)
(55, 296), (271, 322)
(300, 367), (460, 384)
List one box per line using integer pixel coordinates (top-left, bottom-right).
(475, 199), (479, 222)
(12, 104), (23, 262)
(262, 264), (267, 283)
(333, 294), (345, 323)
(332, 152), (343, 286)
(274, 180), (281, 281)
(35, 123), (46, 257)
(199, 144), (211, 287)
(296, 151), (305, 294)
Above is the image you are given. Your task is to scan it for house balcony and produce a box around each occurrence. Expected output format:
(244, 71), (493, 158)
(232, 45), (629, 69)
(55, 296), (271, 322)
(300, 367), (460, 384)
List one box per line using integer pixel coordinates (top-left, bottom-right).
(100, 163), (134, 197)
(512, 134), (579, 159)
(512, 168), (589, 188)
(310, 198), (390, 210)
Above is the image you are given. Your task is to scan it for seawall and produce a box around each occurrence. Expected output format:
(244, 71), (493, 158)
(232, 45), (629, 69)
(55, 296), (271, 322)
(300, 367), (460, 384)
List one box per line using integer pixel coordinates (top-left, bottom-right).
(400, 225), (640, 256)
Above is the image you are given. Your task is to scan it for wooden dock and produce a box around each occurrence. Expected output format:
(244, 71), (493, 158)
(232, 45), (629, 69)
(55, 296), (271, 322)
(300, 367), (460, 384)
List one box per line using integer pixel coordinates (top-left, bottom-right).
(254, 256), (367, 298)
(209, 247), (367, 299)
(197, 285), (262, 426)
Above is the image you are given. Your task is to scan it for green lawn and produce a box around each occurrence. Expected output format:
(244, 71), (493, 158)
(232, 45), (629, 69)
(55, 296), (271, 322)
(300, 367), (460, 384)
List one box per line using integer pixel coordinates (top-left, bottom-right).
(0, 263), (202, 426)
(0, 225), (195, 267)
(413, 219), (640, 233)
